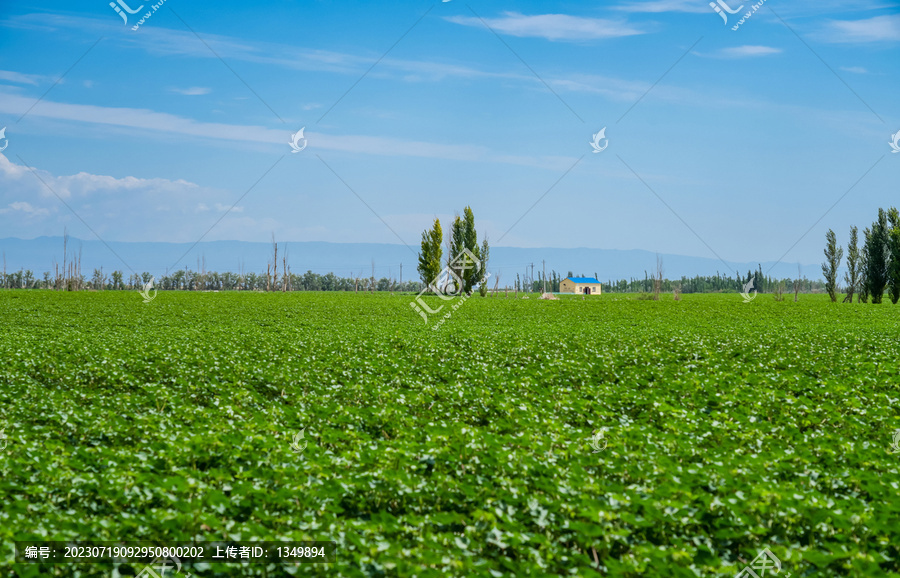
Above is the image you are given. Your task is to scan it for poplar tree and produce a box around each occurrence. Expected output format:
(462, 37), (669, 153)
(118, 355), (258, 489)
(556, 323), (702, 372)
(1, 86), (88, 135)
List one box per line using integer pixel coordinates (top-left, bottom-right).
(842, 226), (860, 303)
(821, 229), (843, 302)
(863, 209), (889, 303)
(417, 218), (443, 290)
(859, 227), (870, 303)
(887, 207), (900, 304)
(478, 237), (490, 296)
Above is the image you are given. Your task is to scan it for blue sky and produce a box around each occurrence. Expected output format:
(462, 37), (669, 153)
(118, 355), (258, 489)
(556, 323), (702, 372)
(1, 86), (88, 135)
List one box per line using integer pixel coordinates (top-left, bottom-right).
(0, 0), (897, 274)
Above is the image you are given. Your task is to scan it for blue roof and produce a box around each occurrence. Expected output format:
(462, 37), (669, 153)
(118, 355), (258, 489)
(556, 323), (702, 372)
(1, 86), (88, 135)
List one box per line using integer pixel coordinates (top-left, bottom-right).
(567, 277), (601, 284)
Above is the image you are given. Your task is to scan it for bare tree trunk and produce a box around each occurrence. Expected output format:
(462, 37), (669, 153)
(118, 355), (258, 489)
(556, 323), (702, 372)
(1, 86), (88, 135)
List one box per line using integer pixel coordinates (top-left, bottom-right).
(272, 234), (278, 292)
(62, 229), (68, 291)
(653, 255), (663, 300)
(267, 264), (271, 292)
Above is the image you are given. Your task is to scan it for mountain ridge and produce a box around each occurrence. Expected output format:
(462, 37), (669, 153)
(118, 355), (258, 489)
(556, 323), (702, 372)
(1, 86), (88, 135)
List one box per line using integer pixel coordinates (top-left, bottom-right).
(0, 236), (822, 282)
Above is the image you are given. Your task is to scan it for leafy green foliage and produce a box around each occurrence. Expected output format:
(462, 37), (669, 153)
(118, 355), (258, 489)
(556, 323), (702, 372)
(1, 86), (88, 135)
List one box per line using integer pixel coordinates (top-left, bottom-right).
(863, 209), (890, 304)
(821, 229), (842, 302)
(843, 225), (860, 304)
(418, 218), (443, 289)
(1, 292), (899, 577)
(887, 208), (900, 305)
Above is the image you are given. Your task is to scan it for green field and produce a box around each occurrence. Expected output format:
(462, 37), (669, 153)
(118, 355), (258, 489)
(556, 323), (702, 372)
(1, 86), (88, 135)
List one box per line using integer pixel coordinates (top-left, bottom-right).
(2, 290), (899, 577)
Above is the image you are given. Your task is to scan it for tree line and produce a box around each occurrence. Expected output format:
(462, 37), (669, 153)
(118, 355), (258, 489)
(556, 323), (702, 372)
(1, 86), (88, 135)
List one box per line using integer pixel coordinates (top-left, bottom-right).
(0, 265), (424, 293)
(821, 207), (900, 303)
(484, 268), (824, 295)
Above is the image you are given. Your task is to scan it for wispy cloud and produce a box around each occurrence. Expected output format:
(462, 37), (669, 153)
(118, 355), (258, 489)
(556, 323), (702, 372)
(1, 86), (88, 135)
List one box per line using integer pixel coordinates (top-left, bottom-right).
(445, 12), (645, 41)
(821, 14), (900, 42)
(0, 91), (574, 171)
(840, 66), (869, 74)
(612, 0), (710, 13)
(195, 202), (243, 213)
(704, 45), (784, 58)
(2, 13), (544, 88)
(170, 87), (211, 96)
(0, 69), (47, 85)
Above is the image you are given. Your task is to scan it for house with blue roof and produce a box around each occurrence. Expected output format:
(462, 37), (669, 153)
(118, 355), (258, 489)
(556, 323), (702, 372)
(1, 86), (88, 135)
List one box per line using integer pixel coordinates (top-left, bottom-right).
(560, 277), (602, 295)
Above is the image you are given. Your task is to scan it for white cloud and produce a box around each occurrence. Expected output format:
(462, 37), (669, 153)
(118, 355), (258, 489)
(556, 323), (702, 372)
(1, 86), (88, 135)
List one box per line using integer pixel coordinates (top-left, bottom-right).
(1, 12), (622, 86)
(170, 87), (211, 96)
(0, 91), (574, 171)
(215, 203), (242, 212)
(445, 12), (644, 41)
(612, 0), (709, 13)
(840, 66), (868, 74)
(822, 14), (900, 42)
(0, 201), (49, 216)
(0, 153), (246, 241)
(0, 70), (44, 85)
(713, 45), (783, 58)
(0, 152), (200, 201)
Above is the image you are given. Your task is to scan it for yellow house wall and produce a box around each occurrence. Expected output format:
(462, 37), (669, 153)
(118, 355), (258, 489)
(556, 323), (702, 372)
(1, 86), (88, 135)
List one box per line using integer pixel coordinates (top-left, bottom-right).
(560, 280), (602, 294)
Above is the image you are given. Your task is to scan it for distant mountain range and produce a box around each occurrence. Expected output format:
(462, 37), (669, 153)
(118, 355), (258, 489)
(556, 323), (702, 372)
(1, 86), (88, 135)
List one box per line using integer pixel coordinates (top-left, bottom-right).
(0, 236), (821, 282)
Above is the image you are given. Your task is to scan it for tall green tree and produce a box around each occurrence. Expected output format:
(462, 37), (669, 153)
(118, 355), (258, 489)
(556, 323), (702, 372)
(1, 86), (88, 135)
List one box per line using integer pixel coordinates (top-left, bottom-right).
(447, 214), (466, 292)
(821, 229), (843, 302)
(863, 209), (890, 303)
(859, 229), (869, 303)
(417, 218), (443, 290)
(462, 206), (481, 293)
(477, 236), (490, 296)
(888, 207), (900, 304)
(444, 206), (488, 295)
(842, 225), (860, 303)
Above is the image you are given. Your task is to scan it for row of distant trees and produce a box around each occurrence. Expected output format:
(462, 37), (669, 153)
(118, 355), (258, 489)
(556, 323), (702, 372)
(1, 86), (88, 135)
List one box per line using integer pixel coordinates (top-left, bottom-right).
(821, 207), (900, 303)
(0, 266), (425, 293)
(472, 269), (823, 295)
(604, 271), (823, 294)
